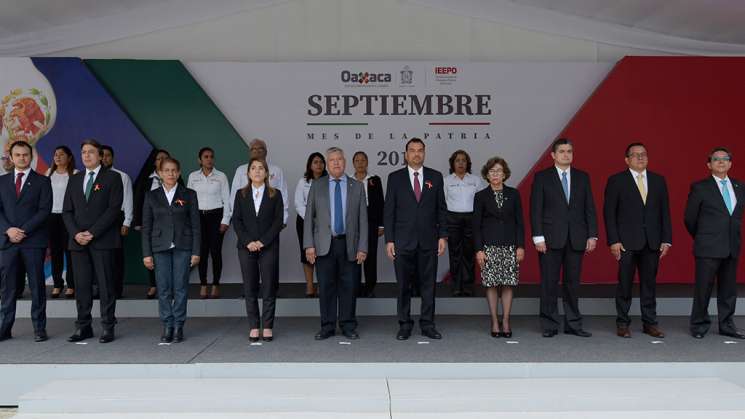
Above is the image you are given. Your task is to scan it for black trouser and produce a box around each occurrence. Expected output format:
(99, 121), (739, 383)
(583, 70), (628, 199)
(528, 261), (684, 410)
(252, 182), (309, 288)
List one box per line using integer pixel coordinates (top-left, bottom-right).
(690, 256), (739, 335)
(539, 245), (584, 332)
(0, 247), (46, 335)
(198, 208), (225, 286)
(113, 212), (125, 298)
(71, 248), (117, 330)
(238, 245), (279, 329)
(616, 247), (659, 327)
(362, 222), (380, 296)
(48, 213), (74, 289)
(394, 245), (437, 331)
(316, 236), (360, 333)
(447, 211), (475, 292)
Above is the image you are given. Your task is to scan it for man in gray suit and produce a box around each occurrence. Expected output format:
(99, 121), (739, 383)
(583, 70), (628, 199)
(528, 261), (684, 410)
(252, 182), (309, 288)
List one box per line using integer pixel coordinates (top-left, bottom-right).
(304, 147), (368, 340)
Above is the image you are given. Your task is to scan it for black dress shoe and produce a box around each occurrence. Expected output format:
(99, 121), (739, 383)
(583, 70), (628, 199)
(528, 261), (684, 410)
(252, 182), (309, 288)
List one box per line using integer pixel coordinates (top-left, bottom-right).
(161, 327), (174, 343)
(422, 328), (442, 339)
(34, 330), (48, 342)
(565, 329), (592, 338)
(0, 333), (12, 342)
(542, 329), (558, 338)
(720, 330), (745, 339)
(174, 327), (184, 343)
(692, 332), (705, 339)
(314, 329), (335, 340)
(396, 328), (411, 340)
(99, 329), (115, 343)
(68, 327), (94, 342)
(342, 330), (359, 340)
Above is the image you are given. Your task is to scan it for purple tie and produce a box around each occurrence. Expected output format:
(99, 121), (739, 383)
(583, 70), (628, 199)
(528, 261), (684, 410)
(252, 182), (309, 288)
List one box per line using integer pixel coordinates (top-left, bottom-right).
(413, 172), (421, 202)
(15, 172), (23, 198)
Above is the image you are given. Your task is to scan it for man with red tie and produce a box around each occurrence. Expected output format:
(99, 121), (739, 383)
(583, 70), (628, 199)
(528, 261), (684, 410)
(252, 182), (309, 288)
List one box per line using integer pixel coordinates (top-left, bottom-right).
(0, 141), (52, 342)
(384, 138), (448, 340)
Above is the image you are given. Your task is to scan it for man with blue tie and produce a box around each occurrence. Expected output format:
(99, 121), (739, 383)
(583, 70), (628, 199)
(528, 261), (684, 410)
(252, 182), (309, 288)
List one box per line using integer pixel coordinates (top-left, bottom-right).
(685, 147), (745, 339)
(530, 138), (598, 338)
(0, 141), (52, 342)
(304, 147), (368, 340)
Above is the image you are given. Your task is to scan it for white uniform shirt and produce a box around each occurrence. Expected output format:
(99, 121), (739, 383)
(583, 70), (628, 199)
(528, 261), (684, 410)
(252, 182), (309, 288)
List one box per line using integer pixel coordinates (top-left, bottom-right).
(294, 177), (313, 220)
(444, 173), (485, 213)
(111, 167), (134, 227)
(49, 170), (78, 214)
(187, 168), (231, 225)
(230, 162), (288, 224)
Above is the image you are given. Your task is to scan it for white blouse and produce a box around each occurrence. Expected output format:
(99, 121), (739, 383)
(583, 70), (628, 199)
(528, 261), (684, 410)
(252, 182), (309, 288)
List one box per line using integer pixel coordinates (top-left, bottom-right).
(294, 177), (313, 220)
(49, 169), (78, 214)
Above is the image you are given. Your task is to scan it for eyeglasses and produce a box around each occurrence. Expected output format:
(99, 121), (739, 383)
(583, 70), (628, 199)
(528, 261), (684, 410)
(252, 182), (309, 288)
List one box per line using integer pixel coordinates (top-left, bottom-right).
(488, 169), (504, 175)
(711, 156), (731, 162)
(628, 152), (648, 159)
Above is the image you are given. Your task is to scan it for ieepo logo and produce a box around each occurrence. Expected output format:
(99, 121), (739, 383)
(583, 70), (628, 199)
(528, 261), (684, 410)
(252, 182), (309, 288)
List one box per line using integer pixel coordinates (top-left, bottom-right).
(341, 70), (392, 85)
(435, 66), (457, 75)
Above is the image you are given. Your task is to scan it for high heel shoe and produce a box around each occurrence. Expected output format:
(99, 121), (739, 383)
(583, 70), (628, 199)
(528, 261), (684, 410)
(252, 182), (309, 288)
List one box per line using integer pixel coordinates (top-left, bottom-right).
(146, 287), (157, 299)
(491, 331), (501, 338)
(199, 286), (208, 299)
(64, 289), (75, 299)
(501, 330), (512, 338)
(51, 288), (62, 299)
(210, 285), (220, 299)
(249, 329), (260, 343)
(262, 329), (273, 342)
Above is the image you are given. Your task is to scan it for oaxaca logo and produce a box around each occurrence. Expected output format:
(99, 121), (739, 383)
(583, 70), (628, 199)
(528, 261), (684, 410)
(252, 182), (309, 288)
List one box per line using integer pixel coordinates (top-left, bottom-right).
(340, 70), (392, 85)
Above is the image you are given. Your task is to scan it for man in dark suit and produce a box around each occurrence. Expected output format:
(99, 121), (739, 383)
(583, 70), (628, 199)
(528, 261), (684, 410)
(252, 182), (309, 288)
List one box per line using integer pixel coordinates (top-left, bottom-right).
(0, 141), (52, 342)
(305, 147), (368, 340)
(63, 139), (124, 343)
(684, 147), (745, 339)
(531, 138), (598, 337)
(604, 143), (671, 338)
(384, 138), (448, 340)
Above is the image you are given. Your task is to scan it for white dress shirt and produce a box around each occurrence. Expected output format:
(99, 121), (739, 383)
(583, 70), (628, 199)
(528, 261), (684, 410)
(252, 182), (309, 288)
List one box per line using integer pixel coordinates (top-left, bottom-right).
(444, 173), (485, 213)
(187, 168), (231, 225)
(13, 168), (30, 193)
(149, 171), (161, 191)
(714, 175), (738, 211)
(49, 169), (78, 214)
(230, 161), (288, 223)
(252, 184), (265, 215)
(162, 185), (178, 249)
(81, 165), (102, 193)
(294, 177), (313, 220)
(111, 167), (134, 227)
(629, 168), (648, 193)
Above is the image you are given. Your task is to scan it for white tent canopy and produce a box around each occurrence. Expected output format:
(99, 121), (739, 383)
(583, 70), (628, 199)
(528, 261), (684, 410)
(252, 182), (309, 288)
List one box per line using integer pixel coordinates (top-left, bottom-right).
(2, 0), (745, 56)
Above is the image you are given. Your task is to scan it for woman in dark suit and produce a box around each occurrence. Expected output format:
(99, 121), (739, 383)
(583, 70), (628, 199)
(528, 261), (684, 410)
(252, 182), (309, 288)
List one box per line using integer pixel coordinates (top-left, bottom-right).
(351, 151), (385, 297)
(133, 148), (178, 299)
(233, 157), (284, 342)
(141, 157), (200, 343)
(473, 156), (525, 338)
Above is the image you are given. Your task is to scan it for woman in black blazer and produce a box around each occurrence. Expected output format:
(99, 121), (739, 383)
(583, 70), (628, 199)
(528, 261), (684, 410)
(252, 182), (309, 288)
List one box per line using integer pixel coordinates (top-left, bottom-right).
(473, 156), (525, 338)
(351, 151), (385, 297)
(233, 157), (284, 342)
(141, 157), (200, 343)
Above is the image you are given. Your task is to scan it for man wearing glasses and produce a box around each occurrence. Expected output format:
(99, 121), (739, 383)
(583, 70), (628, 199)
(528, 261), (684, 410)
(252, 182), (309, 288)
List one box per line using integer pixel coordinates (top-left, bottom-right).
(603, 143), (671, 339)
(684, 147), (745, 339)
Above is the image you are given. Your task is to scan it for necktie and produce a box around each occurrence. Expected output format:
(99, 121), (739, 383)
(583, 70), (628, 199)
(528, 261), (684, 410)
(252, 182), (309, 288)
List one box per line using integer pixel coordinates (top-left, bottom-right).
(561, 171), (569, 204)
(636, 174), (647, 204)
(413, 172), (422, 202)
(721, 179), (734, 215)
(15, 172), (23, 198)
(334, 179), (344, 235)
(85, 171), (95, 201)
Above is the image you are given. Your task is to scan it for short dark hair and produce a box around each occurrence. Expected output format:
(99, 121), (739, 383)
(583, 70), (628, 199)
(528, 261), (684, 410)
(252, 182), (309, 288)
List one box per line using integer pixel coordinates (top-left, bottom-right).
(101, 145), (114, 157)
(708, 147), (732, 162)
(448, 150), (472, 174)
(624, 142), (646, 157)
(159, 157), (181, 172)
(304, 152), (327, 182)
(9, 140), (32, 155)
(405, 137), (425, 151)
(352, 151), (368, 162)
(80, 139), (103, 155)
(481, 156), (511, 182)
(551, 138), (573, 153)
(198, 147), (214, 159)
